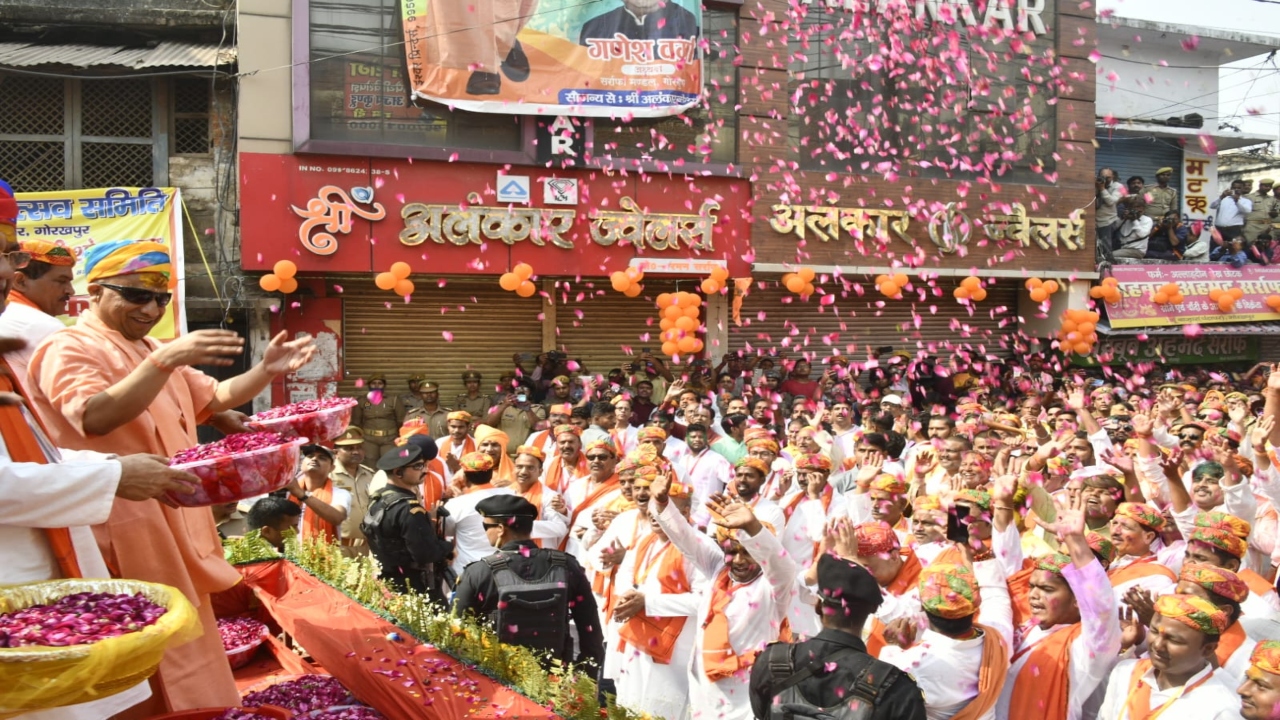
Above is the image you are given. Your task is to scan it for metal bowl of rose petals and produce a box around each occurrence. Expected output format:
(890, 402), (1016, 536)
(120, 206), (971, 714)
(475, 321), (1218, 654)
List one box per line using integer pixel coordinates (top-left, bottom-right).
(218, 616), (270, 670)
(0, 579), (201, 714)
(245, 398), (358, 443)
(167, 433), (308, 508)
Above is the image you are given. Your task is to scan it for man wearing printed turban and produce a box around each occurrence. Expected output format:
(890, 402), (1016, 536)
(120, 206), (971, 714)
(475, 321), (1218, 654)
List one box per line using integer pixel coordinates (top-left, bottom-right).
(562, 434), (621, 562)
(1099, 594), (1240, 720)
(1183, 510), (1280, 640)
(1172, 563), (1255, 690)
(848, 471), (911, 548)
(24, 239), (316, 711)
(1108, 502), (1177, 600)
(1240, 640), (1280, 720)
(728, 456), (785, 532)
(443, 450), (516, 577)
(0, 238), (76, 391)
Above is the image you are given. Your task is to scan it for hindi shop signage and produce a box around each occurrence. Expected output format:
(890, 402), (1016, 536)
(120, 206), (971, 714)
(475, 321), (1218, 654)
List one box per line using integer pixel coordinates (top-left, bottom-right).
(238, 153), (751, 277)
(769, 202), (1086, 254)
(1180, 153), (1218, 249)
(1107, 264), (1280, 328)
(1073, 336), (1259, 366)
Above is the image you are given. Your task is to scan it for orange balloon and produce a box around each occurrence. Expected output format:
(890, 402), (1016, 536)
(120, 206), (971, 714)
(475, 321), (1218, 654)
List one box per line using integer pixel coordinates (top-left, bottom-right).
(691, 338), (704, 353)
(1218, 297), (1235, 312)
(625, 266), (644, 282)
(802, 283), (815, 296)
(954, 286), (972, 300)
(1078, 321), (1095, 335)
(1088, 286), (1104, 299)
(675, 315), (697, 332)
(394, 279), (415, 296)
(1043, 280), (1060, 294)
(623, 283), (642, 298)
(892, 273), (908, 287)
(684, 305), (700, 319)
(962, 276), (981, 290)
(375, 272), (397, 290)
(1073, 342), (1091, 355)
(273, 260), (298, 279)
(1153, 292), (1169, 305)
(679, 292), (700, 308)
(659, 317), (675, 331)
(611, 271), (631, 292)
(972, 288), (987, 302)
(711, 266), (730, 282)
(661, 341), (679, 356)
(1029, 288), (1048, 303)
(1025, 278), (1043, 290)
(1103, 277), (1119, 287)
(1209, 288), (1223, 301)
(1268, 295), (1280, 309)
(259, 274), (282, 292)
(516, 281), (537, 298)
(701, 278), (721, 294)
(678, 336), (698, 353)
(797, 268), (815, 282)
(664, 304), (684, 320)
(785, 276), (806, 294)
(1087, 311), (1101, 322)
(389, 261), (411, 280)
(879, 281), (900, 297)
(1061, 319), (1077, 333)
(499, 272), (521, 291)
(279, 277), (298, 294)
(514, 263), (534, 280)
(1229, 287), (1244, 300)
(1105, 290), (1121, 304)
(656, 292), (674, 307)
(1169, 294), (1184, 305)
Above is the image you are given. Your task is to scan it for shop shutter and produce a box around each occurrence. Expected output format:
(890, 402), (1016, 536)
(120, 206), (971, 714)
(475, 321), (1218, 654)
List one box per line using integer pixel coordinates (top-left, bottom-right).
(728, 277), (1019, 361)
(550, 278), (682, 376)
(340, 278), (544, 402)
(1096, 137), (1185, 193)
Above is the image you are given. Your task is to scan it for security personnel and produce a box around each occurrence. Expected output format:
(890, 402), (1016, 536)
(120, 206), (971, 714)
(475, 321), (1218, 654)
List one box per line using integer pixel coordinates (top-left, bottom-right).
(1245, 177), (1279, 241)
(362, 444), (454, 604)
(455, 370), (492, 419)
(351, 374), (405, 460)
(332, 426), (376, 557)
(451, 495), (605, 671)
(1145, 166), (1179, 220)
(403, 380), (450, 438)
(401, 373), (427, 414)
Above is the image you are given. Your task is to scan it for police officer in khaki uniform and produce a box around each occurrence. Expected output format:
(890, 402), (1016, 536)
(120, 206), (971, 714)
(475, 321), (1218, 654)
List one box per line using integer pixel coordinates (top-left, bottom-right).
(331, 426), (376, 557)
(351, 374), (405, 461)
(455, 370), (492, 420)
(400, 373), (427, 414)
(1145, 167), (1179, 220)
(1245, 178), (1280, 241)
(403, 380), (450, 438)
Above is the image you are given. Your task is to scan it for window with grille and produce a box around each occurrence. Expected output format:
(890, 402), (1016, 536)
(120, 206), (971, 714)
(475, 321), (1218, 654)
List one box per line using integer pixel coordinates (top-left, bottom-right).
(172, 77), (212, 155)
(0, 73), (176, 192)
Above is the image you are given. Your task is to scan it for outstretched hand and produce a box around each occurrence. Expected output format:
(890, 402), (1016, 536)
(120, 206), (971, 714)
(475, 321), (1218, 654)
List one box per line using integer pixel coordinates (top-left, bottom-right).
(707, 493), (762, 535)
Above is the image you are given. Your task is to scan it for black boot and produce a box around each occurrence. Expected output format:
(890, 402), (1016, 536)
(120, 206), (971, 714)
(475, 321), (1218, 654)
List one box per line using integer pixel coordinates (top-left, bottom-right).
(501, 41), (530, 83)
(465, 71), (501, 96)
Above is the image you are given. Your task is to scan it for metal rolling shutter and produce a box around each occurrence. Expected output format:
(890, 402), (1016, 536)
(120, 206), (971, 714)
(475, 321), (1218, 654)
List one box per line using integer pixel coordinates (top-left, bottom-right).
(341, 278), (544, 401)
(552, 279), (682, 376)
(728, 278), (1019, 360)
(1096, 137), (1184, 191)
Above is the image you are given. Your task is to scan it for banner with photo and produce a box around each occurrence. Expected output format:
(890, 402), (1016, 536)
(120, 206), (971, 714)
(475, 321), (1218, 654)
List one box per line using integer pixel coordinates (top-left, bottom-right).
(14, 187), (187, 339)
(399, 0), (702, 117)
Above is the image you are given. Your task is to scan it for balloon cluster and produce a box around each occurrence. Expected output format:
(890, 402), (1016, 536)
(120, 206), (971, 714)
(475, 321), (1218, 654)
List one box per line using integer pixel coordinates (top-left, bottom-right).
(657, 291), (704, 357)
(1151, 282), (1185, 306)
(1025, 277), (1060, 303)
(374, 262), (415, 297)
(609, 267), (645, 298)
(875, 272), (909, 299)
(1209, 287), (1244, 312)
(498, 263), (538, 298)
(1088, 277), (1121, 305)
(258, 260), (298, 294)
(953, 276), (988, 302)
(783, 268), (818, 297)
(700, 266), (731, 295)
(1057, 307), (1101, 356)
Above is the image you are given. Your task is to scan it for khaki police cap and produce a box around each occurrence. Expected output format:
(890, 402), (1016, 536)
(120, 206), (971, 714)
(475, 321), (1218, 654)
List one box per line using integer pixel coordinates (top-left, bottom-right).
(419, 381), (440, 391)
(462, 370), (482, 381)
(334, 426), (364, 446)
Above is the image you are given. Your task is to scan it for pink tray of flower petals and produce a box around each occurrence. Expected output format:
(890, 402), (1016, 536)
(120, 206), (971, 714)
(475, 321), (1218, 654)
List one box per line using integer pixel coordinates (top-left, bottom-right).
(245, 398), (357, 443)
(167, 434), (307, 508)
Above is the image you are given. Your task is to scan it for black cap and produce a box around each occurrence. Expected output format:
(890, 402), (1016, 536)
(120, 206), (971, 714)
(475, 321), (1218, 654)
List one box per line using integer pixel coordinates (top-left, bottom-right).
(377, 444), (422, 471)
(816, 554), (883, 616)
(476, 494), (538, 521)
(404, 434), (439, 462)
(301, 444), (334, 460)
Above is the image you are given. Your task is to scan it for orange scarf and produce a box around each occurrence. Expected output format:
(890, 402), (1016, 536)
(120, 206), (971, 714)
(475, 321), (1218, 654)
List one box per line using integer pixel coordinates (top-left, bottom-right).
(544, 452), (588, 495)
(618, 534), (690, 664)
(438, 436), (475, 459)
(701, 566), (762, 681)
(1123, 658), (1215, 720)
(6, 290), (41, 311)
(593, 512), (644, 614)
(1240, 568), (1276, 597)
(1216, 622), (1247, 668)
(520, 481), (546, 548)
(1007, 624), (1082, 720)
(421, 458), (447, 507)
(949, 624), (1011, 720)
(561, 474), (619, 550)
(1107, 557), (1176, 588)
(0, 365), (80, 578)
(866, 548), (923, 657)
(291, 478), (336, 542)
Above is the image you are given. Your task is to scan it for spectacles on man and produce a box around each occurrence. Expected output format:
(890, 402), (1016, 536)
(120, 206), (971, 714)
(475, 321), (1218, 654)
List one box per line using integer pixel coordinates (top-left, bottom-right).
(1179, 433), (1203, 441)
(97, 282), (173, 308)
(0, 250), (31, 269)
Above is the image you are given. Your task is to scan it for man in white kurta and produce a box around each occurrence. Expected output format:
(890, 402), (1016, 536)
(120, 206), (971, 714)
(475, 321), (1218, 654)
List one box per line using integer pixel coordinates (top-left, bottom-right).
(676, 425), (732, 528)
(442, 454), (514, 577)
(0, 240), (76, 394)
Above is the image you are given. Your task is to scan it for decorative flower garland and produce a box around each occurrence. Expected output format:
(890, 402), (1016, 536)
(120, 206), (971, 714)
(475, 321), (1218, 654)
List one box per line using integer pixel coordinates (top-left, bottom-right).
(223, 532), (653, 720)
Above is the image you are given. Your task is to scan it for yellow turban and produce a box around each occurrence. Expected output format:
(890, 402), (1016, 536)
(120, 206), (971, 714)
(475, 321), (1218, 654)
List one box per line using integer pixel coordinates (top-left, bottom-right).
(1155, 594), (1228, 635)
(447, 410), (473, 423)
(19, 239), (75, 267)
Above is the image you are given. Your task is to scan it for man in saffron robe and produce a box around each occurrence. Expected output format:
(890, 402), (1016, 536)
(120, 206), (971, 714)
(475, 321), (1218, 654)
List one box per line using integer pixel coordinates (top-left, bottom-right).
(25, 239), (316, 713)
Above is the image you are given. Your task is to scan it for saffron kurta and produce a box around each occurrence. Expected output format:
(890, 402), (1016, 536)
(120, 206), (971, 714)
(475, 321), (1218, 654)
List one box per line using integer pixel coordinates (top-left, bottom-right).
(26, 312), (242, 710)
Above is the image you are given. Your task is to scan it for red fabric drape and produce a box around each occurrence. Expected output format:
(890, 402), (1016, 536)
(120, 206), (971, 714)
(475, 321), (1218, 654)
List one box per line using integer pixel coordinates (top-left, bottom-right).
(235, 560), (558, 720)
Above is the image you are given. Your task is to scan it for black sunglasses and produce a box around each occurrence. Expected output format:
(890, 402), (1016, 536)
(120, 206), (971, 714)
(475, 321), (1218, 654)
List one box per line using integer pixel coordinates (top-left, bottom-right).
(97, 283), (172, 308)
(586, 454), (612, 461)
(482, 522), (504, 530)
(1179, 433), (1203, 441)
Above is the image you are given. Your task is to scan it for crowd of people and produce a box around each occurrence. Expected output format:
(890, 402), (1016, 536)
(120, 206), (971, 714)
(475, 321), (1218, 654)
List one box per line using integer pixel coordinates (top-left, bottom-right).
(4, 176), (1280, 720)
(1096, 169), (1280, 266)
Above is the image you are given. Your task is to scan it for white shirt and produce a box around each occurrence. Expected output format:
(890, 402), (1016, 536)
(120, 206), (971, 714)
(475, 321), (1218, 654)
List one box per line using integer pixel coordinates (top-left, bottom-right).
(301, 483), (350, 538)
(1098, 659), (1244, 720)
(881, 630), (995, 720)
(0, 425), (153, 718)
(0, 302), (66, 395)
(1118, 215), (1154, 249)
(443, 486), (514, 576)
(1211, 195), (1253, 227)
(677, 448), (732, 528)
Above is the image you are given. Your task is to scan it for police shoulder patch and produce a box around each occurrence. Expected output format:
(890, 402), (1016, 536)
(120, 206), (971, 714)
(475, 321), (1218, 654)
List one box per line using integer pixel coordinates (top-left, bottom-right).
(409, 506), (426, 515)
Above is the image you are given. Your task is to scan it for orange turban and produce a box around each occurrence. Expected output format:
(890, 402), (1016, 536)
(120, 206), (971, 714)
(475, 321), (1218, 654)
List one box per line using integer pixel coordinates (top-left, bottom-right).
(852, 522), (900, 557)
(1155, 594), (1228, 635)
(447, 410), (473, 423)
(460, 451), (495, 472)
(870, 474), (909, 495)
(1179, 563), (1248, 603)
(1251, 640), (1280, 675)
(554, 423), (581, 438)
(515, 445), (545, 462)
(735, 457), (771, 477)
(1116, 502), (1166, 531)
(796, 453), (833, 472)
(919, 564), (981, 620)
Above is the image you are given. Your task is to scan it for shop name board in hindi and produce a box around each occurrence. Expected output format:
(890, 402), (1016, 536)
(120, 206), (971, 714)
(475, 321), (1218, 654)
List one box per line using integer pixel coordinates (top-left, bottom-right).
(398, 194), (719, 253)
(1075, 336), (1258, 366)
(769, 202), (1085, 252)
